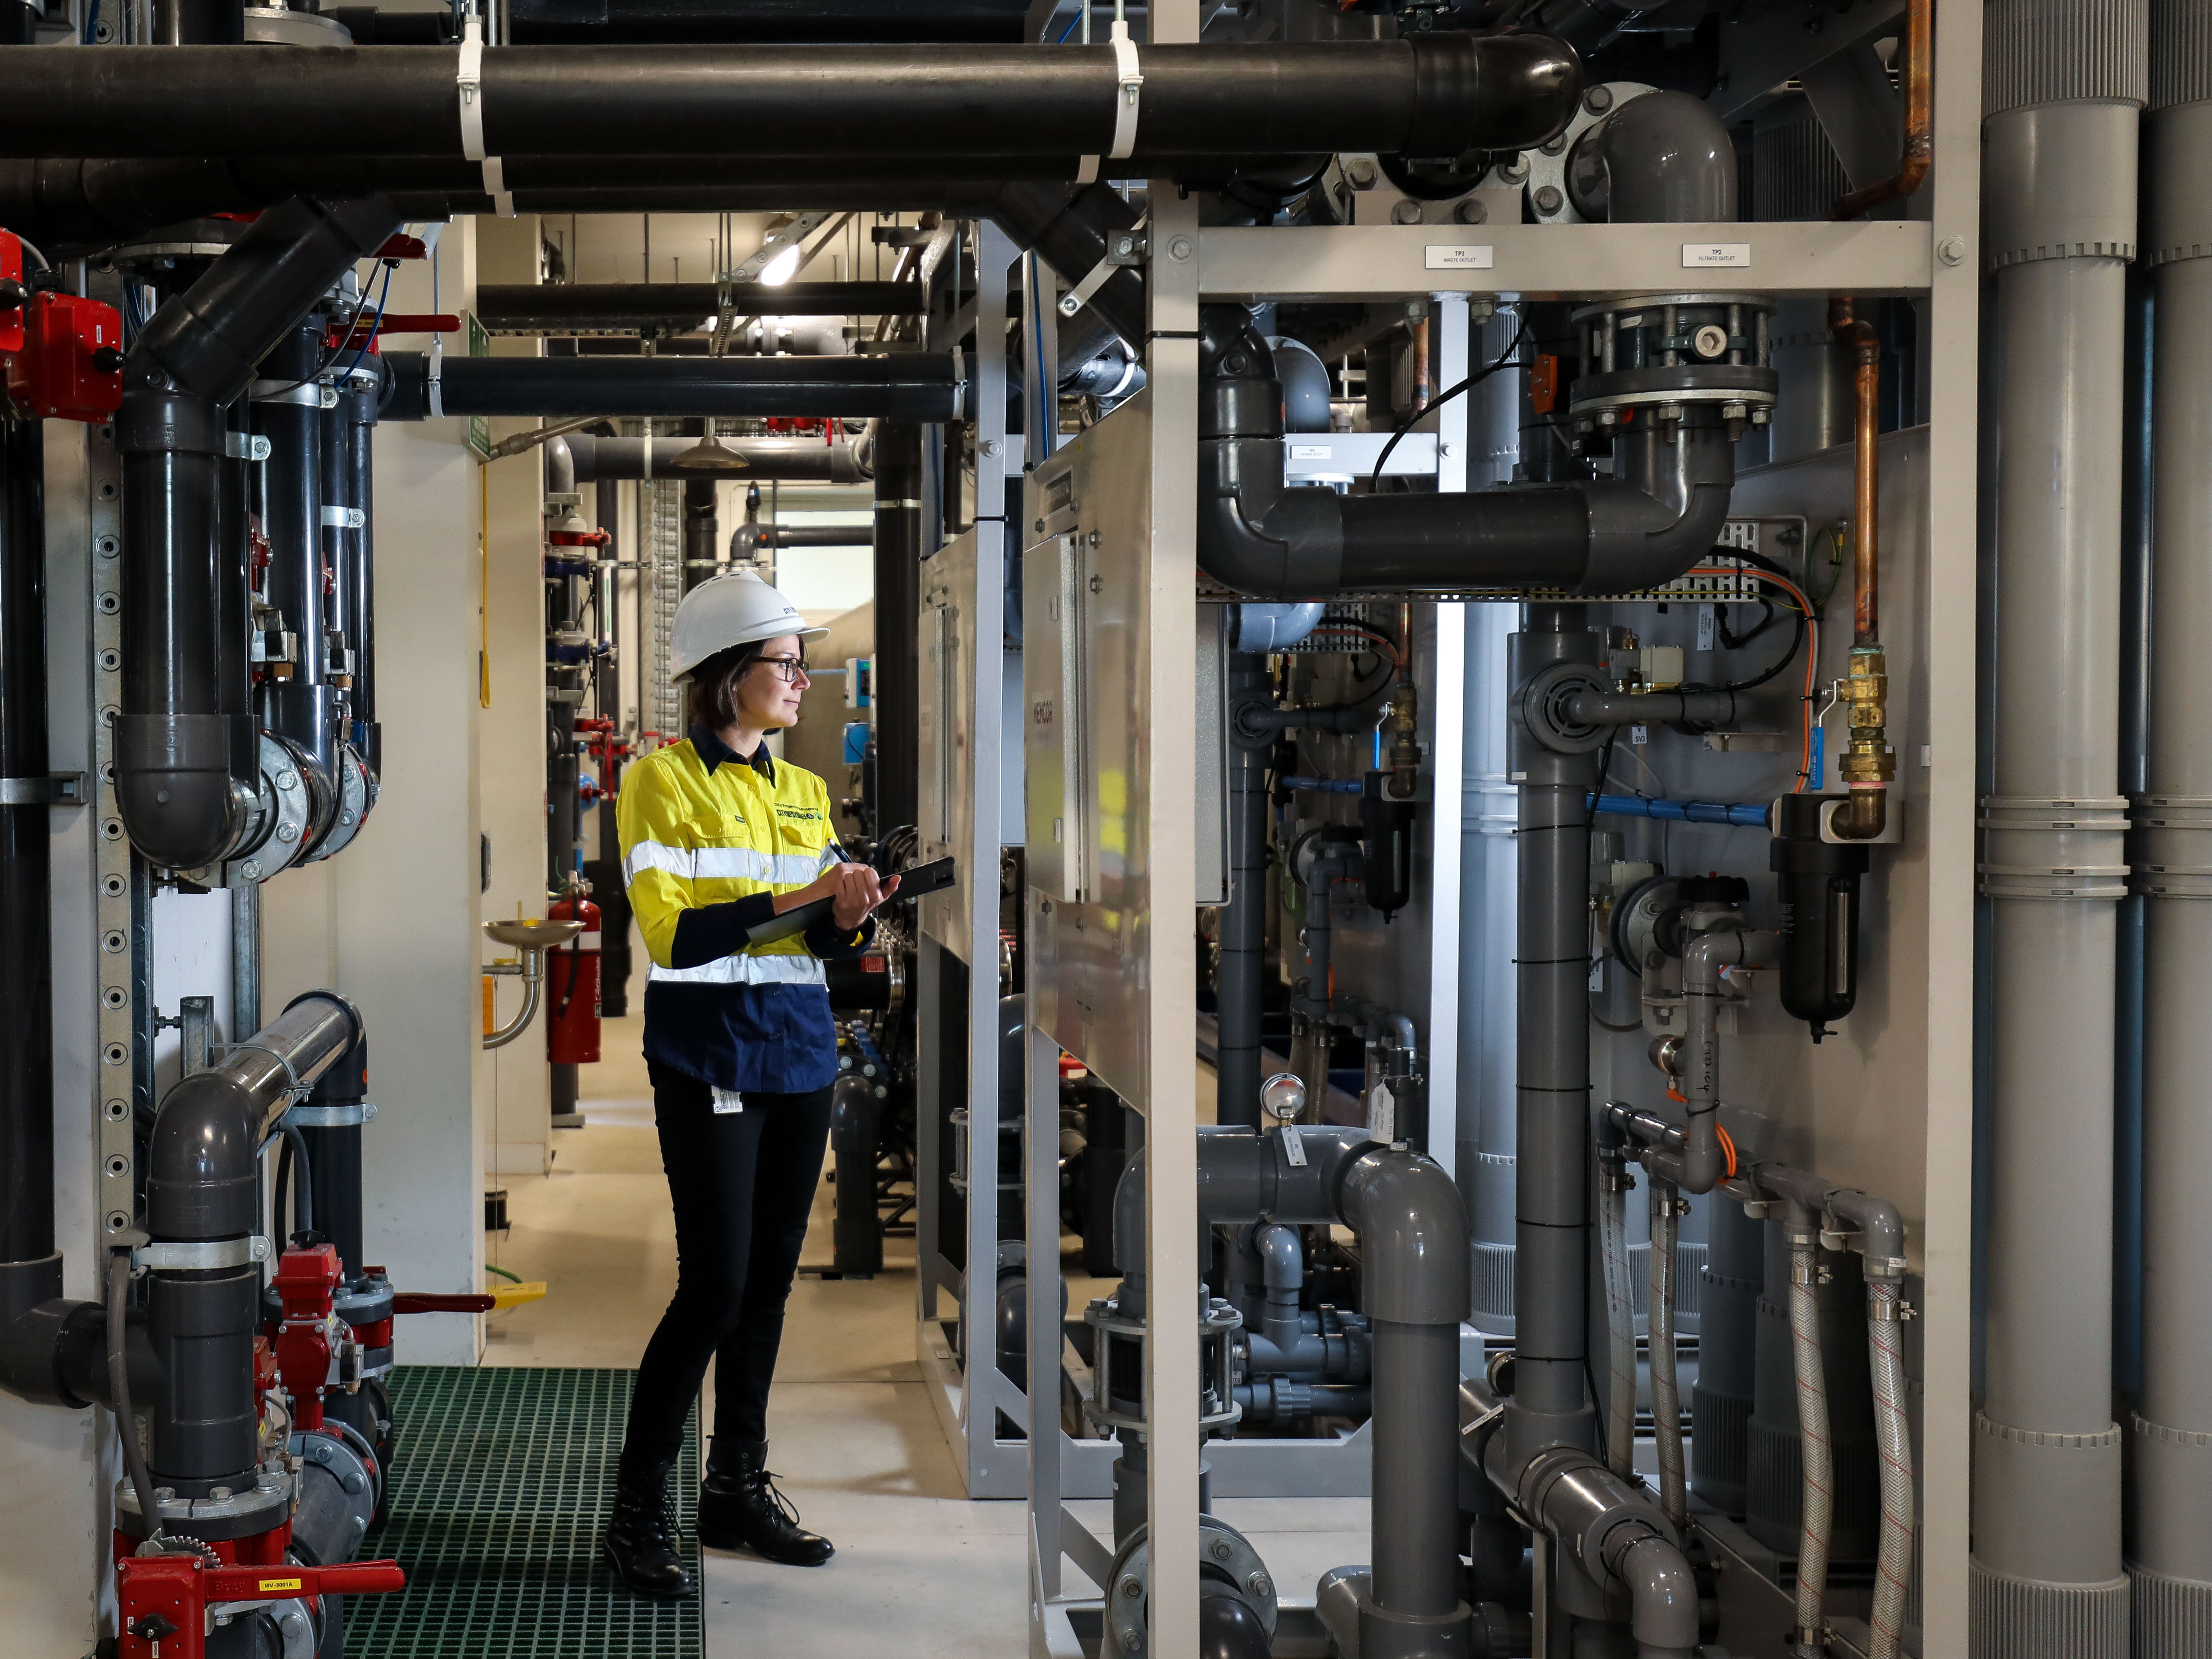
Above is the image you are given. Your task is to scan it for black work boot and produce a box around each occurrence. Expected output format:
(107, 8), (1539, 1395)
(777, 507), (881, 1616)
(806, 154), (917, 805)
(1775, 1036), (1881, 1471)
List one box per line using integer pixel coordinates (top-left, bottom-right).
(604, 1461), (694, 1597)
(699, 1440), (834, 1565)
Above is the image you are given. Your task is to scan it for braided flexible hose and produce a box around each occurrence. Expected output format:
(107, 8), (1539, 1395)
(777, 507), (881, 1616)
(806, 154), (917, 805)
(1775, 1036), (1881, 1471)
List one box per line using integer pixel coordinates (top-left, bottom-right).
(1649, 1177), (1686, 1530)
(1789, 1224), (1833, 1658)
(1865, 1277), (1915, 1659)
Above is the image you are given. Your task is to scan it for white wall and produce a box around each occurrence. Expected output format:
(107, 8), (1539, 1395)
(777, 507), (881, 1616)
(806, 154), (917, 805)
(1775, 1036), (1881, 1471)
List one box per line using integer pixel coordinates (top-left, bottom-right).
(260, 220), (491, 1364)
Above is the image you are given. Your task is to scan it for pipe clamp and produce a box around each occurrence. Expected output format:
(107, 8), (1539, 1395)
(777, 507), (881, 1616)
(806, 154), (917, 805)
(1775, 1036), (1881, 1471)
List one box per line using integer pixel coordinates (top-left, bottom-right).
(0, 772), (86, 806)
(135, 1235), (271, 1272)
(281, 1101), (377, 1128)
(1076, 21), (1144, 184)
(455, 19), (514, 216)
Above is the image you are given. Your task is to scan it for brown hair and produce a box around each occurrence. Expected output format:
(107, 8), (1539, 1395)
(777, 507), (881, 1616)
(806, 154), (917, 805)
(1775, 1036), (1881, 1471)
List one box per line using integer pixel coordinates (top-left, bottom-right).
(685, 642), (762, 733)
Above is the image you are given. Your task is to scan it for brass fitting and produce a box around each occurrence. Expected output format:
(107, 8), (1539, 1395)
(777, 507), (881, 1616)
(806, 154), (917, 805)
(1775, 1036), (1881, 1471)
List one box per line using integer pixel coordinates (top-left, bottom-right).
(1835, 644), (1894, 840)
(1386, 682), (1419, 798)
(1838, 645), (1896, 787)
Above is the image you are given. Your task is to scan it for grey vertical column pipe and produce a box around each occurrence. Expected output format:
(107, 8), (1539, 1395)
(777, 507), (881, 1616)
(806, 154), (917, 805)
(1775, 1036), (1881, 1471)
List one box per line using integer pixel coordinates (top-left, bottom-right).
(1503, 605), (1602, 1468)
(1218, 652), (1272, 1129)
(1765, 298), (1855, 465)
(1974, 1), (2145, 1648)
(1692, 1191), (1762, 1513)
(2132, 8), (2212, 1645)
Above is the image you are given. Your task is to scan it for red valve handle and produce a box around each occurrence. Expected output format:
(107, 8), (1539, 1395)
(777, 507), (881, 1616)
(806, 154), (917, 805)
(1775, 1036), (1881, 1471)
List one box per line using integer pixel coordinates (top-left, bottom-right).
(390, 1292), (498, 1315)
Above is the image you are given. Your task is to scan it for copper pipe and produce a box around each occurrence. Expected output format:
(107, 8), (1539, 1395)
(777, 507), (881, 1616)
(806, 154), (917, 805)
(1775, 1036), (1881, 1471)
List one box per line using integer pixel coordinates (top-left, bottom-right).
(1829, 296), (1892, 840)
(1833, 0), (1932, 220)
(1831, 298), (1882, 646)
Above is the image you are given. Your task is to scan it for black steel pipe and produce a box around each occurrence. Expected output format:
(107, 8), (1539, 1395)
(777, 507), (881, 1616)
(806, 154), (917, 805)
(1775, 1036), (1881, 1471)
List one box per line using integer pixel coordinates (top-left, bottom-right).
(381, 350), (962, 422)
(0, 36), (1583, 162)
(0, 413), (58, 1336)
(256, 327), (344, 823)
(477, 280), (924, 333)
(495, 0), (1035, 44)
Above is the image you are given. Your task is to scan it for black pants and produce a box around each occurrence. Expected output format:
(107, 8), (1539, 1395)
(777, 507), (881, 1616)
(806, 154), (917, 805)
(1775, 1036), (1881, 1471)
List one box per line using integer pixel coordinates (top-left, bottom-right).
(619, 1062), (832, 1480)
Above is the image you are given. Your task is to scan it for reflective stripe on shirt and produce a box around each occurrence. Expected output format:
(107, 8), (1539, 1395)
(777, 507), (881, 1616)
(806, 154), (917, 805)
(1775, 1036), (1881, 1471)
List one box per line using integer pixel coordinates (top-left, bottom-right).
(648, 953), (829, 986)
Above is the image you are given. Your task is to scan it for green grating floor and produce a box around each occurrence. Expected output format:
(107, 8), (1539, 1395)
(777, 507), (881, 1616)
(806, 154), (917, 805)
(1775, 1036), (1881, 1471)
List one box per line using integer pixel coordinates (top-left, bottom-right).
(345, 1366), (702, 1659)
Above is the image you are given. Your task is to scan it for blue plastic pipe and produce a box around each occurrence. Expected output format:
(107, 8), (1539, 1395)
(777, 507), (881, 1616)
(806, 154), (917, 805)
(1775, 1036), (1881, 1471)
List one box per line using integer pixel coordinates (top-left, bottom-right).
(1589, 792), (1770, 829)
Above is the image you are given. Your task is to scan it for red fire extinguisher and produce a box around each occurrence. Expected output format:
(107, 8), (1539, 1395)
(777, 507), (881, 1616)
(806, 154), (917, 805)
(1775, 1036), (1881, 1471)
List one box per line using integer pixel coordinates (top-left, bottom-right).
(547, 894), (601, 1065)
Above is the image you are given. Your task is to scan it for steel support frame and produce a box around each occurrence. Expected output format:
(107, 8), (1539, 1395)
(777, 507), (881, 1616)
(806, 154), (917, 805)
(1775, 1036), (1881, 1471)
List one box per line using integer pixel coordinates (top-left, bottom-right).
(914, 219), (1030, 1499)
(1018, 7), (1981, 1656)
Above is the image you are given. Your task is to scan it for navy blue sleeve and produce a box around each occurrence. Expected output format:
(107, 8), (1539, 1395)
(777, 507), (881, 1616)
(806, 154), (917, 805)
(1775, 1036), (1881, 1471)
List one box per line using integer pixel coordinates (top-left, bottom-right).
(806, 913), (876, 960)
(668, 892), (778, 969)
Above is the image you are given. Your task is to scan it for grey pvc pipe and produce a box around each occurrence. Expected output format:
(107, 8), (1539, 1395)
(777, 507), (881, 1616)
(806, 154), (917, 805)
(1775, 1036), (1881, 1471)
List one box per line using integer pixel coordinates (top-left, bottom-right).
(1977, 29), (2140, 1605)
(1505, 608), (1602, 1465)
(1296, 838), (1361, 1021)
(1339, 1149), (1469, 1634)
(1636, 928), (1779, 1194)
(1495, 1444), (1700, 1659)
(1596, 1130), (1638, 1478)
(2136, 67), (2212, 1627)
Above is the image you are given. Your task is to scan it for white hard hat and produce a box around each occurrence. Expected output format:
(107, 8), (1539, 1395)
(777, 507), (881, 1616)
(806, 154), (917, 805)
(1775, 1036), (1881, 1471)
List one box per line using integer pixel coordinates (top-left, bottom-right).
(669, 569), (827, 681)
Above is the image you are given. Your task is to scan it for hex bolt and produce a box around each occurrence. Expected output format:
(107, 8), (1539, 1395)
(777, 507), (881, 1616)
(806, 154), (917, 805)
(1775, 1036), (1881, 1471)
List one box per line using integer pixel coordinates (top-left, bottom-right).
(1347, 158), (1378, 189)
(1120, 1577), (1144, 1599)
(1390, 200), (1423, 225)
(1533, 185), (1564, 215)
(1212, 1540), (1233, 1561)
(1584, 85), (1615, 114)
(1454, 198), (1487, 225)
(1248, 1573), (1271, 1597)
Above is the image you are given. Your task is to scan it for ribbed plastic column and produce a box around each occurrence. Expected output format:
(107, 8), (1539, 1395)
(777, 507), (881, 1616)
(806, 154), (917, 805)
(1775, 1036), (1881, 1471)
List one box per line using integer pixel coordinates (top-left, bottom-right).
(1462, 599), (1519, 1334)
(1974, 2), (2146, 1653)
(2131, 4), (2212, 1649)
(1462, 305), (1522, 1336)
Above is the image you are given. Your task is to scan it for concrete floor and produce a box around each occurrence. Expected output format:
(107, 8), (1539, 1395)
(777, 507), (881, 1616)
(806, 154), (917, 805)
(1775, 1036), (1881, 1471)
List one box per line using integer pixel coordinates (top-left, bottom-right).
(485, 1010), (1370, 1656)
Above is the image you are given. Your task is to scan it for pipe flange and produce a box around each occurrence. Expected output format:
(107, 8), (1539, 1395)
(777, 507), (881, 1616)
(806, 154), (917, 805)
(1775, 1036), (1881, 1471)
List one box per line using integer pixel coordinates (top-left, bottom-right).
(230, 732), (317, 878)
(205, 1596), (317, 1659)
(116, 1462), (293, 1542)
(292, 1424), (379, 1557)
(1519, 83), (1656, 225)
(1105, 1516), (1280, 1658)
(301, 742), (374, 864)
(1519, 661), (1612, 755)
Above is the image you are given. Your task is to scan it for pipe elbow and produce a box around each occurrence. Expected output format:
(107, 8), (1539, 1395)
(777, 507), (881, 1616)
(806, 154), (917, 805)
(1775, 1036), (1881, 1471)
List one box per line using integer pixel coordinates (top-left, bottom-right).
(145, 1073), (262, 1243)
(1339, 1147), (1468, 1325)
(1575, 456), (1737, 596)
(1567, 90), (1736, 226)
(1825, 1188), (1907, 1273)
(1611, 1529), (1701, 1658)
(1254, 1223), (1303, 1295)
(112, 715), (250, 871)
(1402, 30), (1585, 157)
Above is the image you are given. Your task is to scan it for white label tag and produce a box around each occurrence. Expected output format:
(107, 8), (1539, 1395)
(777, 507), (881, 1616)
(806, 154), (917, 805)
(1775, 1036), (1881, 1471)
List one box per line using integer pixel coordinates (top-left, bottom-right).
(1282, 1130), (1308, 1168)
(711, 1088), (745, 1115)
(1289, 444), (1332, 459)
(1683, 243), (1753, 268)
(1424, 244), (1495, 270)
(1366, 1082), (1396, 1146)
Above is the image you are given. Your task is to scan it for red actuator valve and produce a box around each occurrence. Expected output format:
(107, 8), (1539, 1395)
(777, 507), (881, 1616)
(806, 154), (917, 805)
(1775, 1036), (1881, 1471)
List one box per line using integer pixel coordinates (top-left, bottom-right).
(0, 280), (124, 422)
(270, 1242), (342, 1433)
(118, 1554), (406, 1659)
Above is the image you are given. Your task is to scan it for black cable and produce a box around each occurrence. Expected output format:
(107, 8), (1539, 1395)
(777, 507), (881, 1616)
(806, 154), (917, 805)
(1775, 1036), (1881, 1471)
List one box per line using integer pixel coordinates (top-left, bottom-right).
(1368, 316), (1531, 488)
(108, 1250), (164, 1543)
(1680, 548), (1811, 696)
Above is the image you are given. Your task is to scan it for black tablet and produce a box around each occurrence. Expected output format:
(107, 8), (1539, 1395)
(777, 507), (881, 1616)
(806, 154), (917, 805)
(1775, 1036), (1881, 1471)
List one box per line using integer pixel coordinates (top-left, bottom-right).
(738, 856), (958, 947)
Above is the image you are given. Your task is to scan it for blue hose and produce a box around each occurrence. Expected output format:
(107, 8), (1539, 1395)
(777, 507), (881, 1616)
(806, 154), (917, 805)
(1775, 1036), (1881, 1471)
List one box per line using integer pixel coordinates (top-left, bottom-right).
(1285, 777), (1363, 795)
(1590, 792), (1770, 829)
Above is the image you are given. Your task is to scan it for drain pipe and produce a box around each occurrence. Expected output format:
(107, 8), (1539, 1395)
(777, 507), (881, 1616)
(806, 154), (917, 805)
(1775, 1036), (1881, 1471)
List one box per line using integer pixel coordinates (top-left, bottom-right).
(1462, 596), (1520, 1339)
(115, 194), (402, 870)
(0, 34), (1584, 160)
(1646, 1175), (1687, 1532)
(2136, 14), (2212, 1643)
(1595, 1117), (1638, 1478)
(1975, 0), (2144, 1642)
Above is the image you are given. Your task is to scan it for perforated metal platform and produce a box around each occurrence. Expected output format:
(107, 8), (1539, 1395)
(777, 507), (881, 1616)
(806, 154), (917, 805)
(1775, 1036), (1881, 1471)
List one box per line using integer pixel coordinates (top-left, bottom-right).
(345, 1366), (702, 1659)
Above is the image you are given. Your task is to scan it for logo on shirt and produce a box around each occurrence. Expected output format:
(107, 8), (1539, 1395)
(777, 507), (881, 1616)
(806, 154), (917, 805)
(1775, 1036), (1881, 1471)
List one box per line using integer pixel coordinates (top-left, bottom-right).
(775, 805), (824, 823)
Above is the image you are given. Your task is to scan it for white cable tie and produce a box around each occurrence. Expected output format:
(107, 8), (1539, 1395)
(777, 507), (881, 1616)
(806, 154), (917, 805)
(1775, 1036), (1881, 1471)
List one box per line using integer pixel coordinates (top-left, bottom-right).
(427, 342), (444, 419)
(456, 16), (512, 214)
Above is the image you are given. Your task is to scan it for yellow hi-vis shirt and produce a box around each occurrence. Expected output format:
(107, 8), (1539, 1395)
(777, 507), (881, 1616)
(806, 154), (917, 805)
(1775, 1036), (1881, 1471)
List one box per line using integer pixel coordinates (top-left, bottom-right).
(617, 722), (870, 1095)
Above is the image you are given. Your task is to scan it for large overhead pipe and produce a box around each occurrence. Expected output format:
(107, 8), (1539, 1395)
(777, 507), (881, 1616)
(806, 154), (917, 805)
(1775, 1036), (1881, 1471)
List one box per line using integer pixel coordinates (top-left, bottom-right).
(337, 0), (1037, 44)
(380, 349), (963, 422)
(114, 195), (401, 871)
(2133, 10), (2212, 1647)
(0, 35), (1583, 160)
(1974, 0), (2144, 1649)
